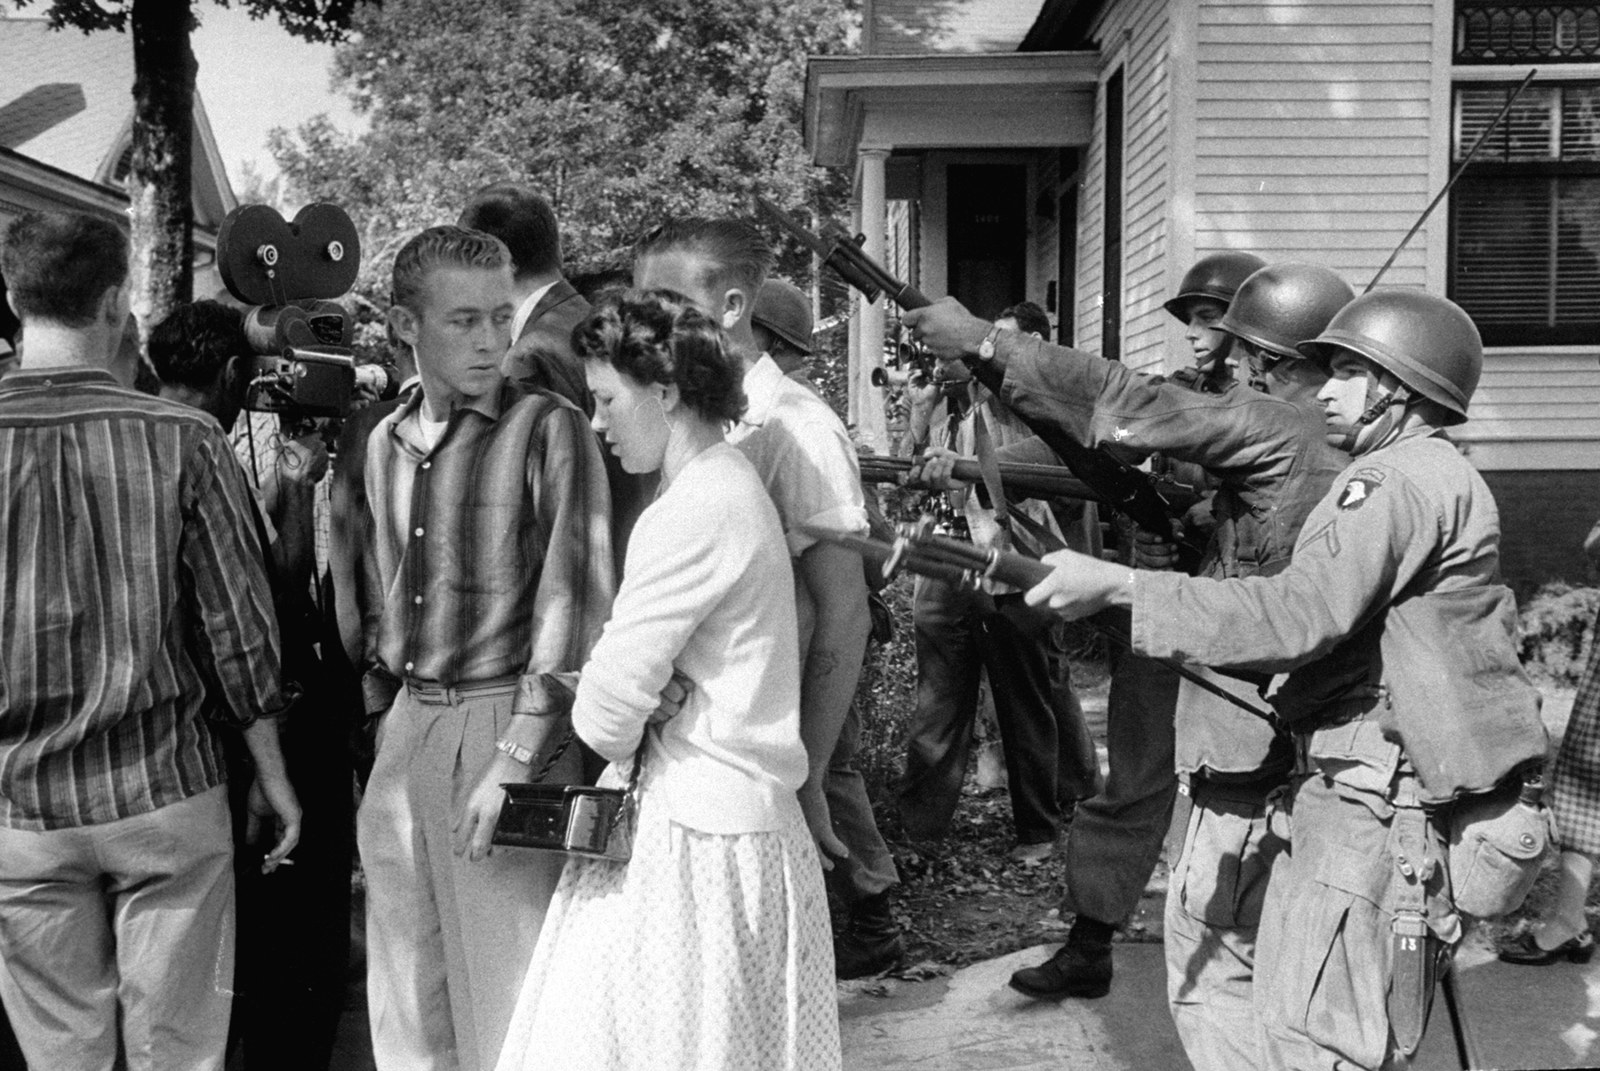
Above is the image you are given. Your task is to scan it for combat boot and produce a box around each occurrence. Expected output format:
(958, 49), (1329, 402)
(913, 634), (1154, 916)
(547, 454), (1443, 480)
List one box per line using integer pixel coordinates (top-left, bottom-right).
(834, 890), (906, 979)
(1007, 916), (1114, 999)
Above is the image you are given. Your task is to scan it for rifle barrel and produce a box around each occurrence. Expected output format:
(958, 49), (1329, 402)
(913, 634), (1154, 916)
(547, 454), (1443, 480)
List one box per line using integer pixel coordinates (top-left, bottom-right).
(856, 454), (1198, 512)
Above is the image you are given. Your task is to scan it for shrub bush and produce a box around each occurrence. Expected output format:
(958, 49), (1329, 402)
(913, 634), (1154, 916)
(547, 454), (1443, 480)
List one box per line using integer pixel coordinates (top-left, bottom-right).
(1518, 581), (1600, 686)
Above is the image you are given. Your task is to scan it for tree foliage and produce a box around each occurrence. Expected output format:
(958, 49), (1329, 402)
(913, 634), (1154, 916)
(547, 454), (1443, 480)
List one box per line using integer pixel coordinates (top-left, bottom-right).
(9, 0), (358, 366)
(271, 0), (857, 297)
(13, 0), (359, 40)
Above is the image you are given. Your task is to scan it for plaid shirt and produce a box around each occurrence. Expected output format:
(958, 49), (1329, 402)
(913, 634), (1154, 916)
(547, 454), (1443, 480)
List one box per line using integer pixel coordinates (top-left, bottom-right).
(0, 368), (286, 830)
(361, 382), (615, 714)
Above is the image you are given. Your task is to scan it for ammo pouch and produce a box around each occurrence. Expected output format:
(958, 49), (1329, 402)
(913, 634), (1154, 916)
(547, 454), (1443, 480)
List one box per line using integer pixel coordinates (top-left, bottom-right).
(1445, 775), (1555, 919)
(1377, 586), (1547, 804)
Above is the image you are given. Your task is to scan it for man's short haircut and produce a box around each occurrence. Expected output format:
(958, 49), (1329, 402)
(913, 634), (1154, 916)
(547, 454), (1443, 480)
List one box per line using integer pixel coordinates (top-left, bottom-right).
(391, 225), (512, 313)
(148, 300), (247, 391)
(458, 183), (561, 279)
(0, 211), (128, 327)
(999, 301), (1051, 339)
(573, 288), (747, 425)
(632, 217), (773, 300)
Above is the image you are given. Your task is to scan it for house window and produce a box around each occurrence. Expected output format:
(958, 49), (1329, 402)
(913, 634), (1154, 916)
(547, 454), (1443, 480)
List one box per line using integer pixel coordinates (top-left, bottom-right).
(1449, 81), (1600, 345)
(1455, 2), (1600, 64)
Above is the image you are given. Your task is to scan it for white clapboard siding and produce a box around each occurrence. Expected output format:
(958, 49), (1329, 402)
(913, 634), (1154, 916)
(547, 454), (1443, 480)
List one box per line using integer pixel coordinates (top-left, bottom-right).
(1457, 351), (1600, 468)
(1076, 0), (1170, 371)
(1192, 0), (1434, 293)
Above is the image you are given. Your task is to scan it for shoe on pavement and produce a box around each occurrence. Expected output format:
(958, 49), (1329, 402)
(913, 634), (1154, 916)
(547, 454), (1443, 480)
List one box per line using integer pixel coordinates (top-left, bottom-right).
(1498, 928), (1595, 966)
(1009, 940), (1113, 999)
(1007, 841), (1055, 865)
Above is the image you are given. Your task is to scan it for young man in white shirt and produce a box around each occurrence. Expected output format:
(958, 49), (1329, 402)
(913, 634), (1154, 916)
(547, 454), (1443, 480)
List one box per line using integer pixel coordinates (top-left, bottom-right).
(634, 218), (905, 976)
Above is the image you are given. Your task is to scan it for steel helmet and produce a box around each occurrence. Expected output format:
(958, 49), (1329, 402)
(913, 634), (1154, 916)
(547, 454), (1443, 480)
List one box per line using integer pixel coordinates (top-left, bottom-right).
(751, 278), (813, 355)
(1219, 264), (1355, 358)
(1297, 290), (1482, 425)
(1163, 251), (1267, 322)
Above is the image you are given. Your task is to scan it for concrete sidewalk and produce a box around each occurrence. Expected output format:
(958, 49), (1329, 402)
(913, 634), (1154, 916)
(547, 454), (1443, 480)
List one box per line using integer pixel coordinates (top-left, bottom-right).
(840, 936), (1600, 1070)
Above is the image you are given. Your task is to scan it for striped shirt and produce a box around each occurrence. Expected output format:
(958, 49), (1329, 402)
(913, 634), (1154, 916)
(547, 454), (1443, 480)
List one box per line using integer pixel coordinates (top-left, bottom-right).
(0, 367), (286, 830)
(361, 382), (615, 714)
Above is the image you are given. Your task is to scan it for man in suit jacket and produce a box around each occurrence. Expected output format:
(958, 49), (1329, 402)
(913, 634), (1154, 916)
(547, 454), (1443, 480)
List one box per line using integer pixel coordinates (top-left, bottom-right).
(459, 183), (655, 577)
(458, 183), (591, 409)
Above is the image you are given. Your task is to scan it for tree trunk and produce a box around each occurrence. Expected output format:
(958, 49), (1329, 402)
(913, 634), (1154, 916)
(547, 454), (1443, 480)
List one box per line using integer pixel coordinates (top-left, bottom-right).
(128, 0), (195, 355)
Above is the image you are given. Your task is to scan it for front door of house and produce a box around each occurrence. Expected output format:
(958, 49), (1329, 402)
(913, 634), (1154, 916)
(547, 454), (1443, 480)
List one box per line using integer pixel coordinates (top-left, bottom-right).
(947, 164), (1027, 322)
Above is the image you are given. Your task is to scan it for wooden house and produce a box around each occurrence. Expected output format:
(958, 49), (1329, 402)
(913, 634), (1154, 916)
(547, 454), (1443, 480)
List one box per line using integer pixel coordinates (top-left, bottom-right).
(806, 0), (1600, 592)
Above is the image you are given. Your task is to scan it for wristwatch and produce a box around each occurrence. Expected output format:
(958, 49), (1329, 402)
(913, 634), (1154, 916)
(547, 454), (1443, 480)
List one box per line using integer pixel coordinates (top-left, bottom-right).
(494, 738), (535, 766)
(976, 323), (1004, 361)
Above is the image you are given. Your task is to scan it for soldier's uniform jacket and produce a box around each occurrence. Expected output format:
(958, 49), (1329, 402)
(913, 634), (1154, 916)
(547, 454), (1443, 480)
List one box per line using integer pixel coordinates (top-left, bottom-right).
(993, 331), (1348, 777)
(1128, 429), (1545, 802)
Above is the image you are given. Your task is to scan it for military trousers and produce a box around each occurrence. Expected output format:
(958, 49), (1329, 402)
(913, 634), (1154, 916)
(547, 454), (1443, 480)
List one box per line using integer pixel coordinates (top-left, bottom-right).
(1164, 775), (1288, 1071)
(1060, 620), (1180, 925)
(1256, 765), (1456, 1071)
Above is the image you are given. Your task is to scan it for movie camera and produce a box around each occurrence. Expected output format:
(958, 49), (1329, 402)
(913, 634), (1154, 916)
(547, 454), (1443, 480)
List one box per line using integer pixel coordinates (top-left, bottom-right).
(216, 203), (393, 419)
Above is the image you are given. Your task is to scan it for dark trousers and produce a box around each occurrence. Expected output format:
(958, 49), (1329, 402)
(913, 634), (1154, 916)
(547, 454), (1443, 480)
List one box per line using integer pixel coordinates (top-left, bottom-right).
(225, 615), (356, 1071)
(1060, 615), (1180, 924)
(898, 576), (1100, 845)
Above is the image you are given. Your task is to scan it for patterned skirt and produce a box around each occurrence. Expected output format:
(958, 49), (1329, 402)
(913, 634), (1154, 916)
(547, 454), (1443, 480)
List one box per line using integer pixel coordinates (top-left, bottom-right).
(1552, 615), (1600, 856)
(494, 762), (841, 1071)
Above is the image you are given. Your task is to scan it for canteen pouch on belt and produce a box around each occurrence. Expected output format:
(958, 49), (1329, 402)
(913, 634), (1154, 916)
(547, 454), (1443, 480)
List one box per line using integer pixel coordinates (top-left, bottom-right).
(1447, 776), (1554, 919)
(1378, 586), (1547, 804)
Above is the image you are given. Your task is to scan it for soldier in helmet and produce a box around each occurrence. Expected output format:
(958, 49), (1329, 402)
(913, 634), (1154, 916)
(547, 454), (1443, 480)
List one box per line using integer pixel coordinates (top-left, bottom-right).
(1161, 251), (1265, 393)
(905, 261), (1353, 1071)
(1019, 290), (1548, 1071)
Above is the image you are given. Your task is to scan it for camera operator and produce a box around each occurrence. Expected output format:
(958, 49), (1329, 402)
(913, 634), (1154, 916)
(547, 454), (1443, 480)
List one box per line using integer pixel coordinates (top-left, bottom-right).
(149, 298), (352, 1070)
(150, 301), (329, 588)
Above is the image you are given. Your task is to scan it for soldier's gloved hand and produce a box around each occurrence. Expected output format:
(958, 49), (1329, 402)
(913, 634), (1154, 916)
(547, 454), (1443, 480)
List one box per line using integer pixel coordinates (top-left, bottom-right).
(903, 446), (964, 491)
(1131, 521), (1183, 571)
(902, 297), (992, 361)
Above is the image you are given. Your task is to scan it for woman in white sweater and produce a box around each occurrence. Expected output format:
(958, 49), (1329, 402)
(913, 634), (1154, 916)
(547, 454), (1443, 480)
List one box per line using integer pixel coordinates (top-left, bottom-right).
(494, 289), (841, 1071)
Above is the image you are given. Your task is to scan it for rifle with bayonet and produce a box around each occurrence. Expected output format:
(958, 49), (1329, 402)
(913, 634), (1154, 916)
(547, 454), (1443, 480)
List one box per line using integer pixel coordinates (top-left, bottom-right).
(856, 453), (1200, 513)
(798, 518), (1277, 727)
(756, 196), (1206, 568)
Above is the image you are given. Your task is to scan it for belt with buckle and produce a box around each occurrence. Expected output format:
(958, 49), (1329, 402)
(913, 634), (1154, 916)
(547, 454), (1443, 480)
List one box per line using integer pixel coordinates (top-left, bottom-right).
(404, 676), (520, 706)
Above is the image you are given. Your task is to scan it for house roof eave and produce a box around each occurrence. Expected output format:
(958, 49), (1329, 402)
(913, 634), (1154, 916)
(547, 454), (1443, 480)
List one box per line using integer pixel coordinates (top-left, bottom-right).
(804, 51), (1100, 169)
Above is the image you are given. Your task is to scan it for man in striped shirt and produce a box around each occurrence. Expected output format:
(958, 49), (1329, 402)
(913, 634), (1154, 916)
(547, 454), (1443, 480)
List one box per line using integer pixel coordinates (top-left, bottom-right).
(355, 226), (615, 1071)
(0, 211), (300, 1070)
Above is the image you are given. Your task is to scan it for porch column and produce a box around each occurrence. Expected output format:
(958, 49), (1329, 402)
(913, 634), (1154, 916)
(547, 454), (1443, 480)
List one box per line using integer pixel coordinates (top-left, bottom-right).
(847, 193), (862, 431)
(856, 146), (889, 451)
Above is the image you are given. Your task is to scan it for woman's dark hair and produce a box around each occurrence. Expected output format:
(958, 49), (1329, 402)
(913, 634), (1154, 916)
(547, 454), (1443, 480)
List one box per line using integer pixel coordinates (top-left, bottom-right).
(572, 288), (746, 425)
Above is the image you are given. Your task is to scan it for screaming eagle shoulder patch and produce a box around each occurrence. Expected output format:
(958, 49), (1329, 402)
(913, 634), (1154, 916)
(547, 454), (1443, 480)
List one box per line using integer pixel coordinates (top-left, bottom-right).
(1337, 468), (1387, 511)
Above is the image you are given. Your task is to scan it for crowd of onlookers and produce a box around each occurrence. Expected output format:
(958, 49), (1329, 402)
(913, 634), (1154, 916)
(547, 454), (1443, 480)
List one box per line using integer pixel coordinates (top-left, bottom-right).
(0, 177), (1586, 1071)
(0, 186), (922, 1071)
